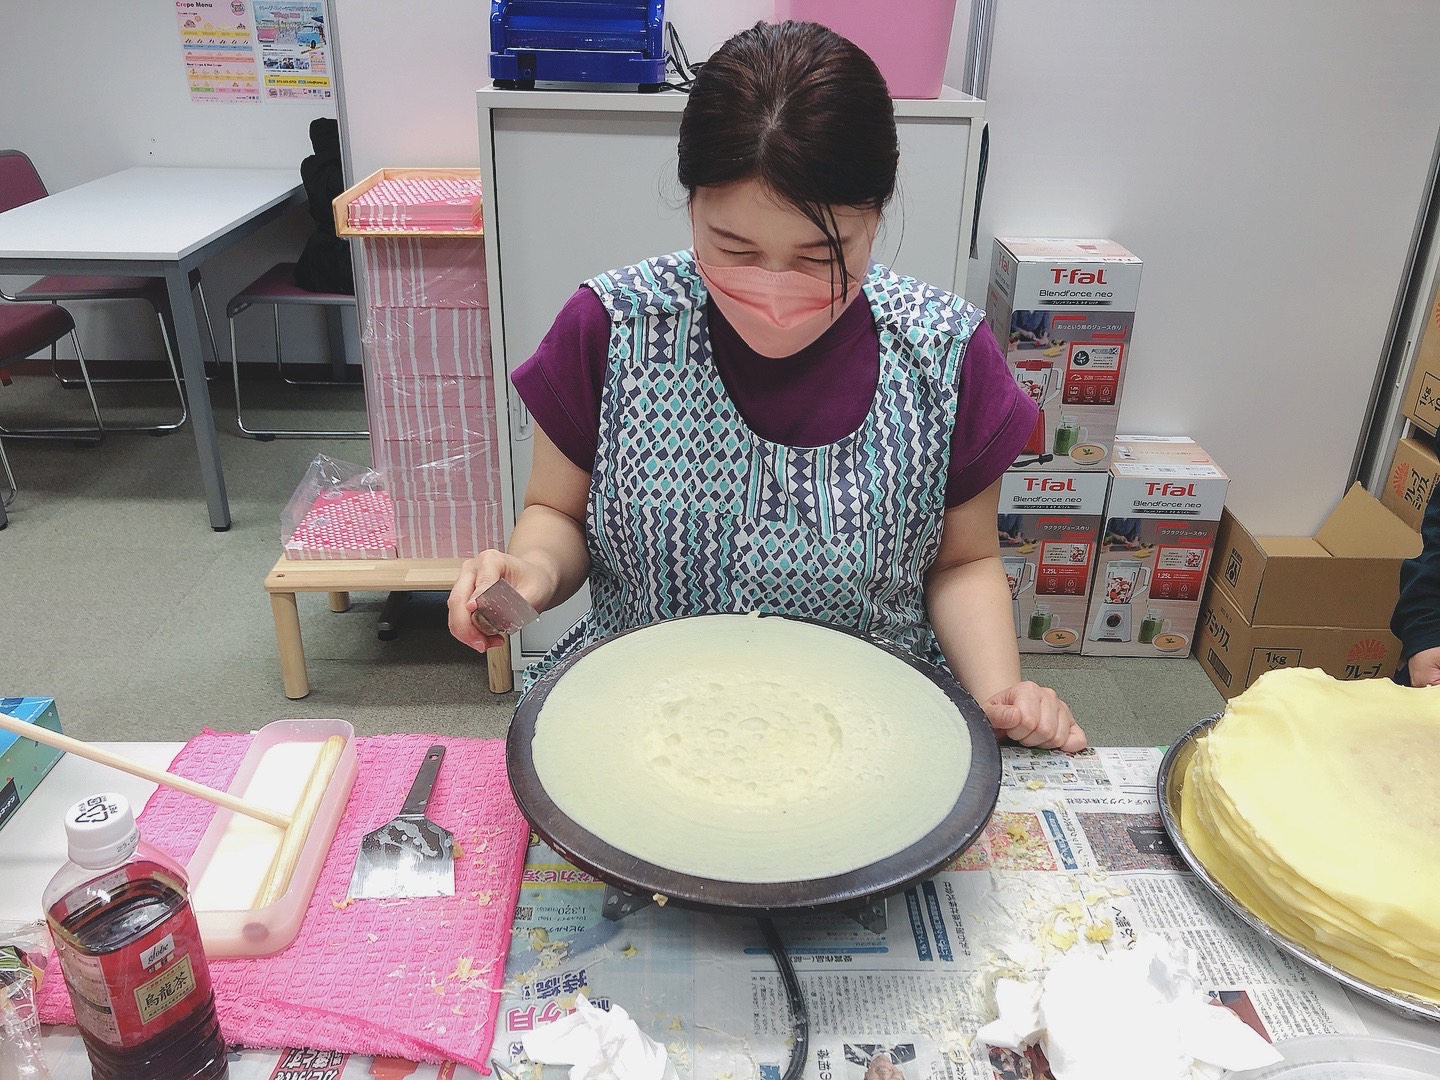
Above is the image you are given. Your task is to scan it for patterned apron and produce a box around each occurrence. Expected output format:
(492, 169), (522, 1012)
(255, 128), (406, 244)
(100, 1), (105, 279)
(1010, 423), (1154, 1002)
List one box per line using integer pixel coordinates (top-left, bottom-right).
(522, 250), (983, 692)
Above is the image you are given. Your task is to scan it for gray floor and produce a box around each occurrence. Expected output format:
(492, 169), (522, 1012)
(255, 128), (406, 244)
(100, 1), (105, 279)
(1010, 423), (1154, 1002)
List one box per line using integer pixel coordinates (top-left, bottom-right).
(0, 370), (1224, 746)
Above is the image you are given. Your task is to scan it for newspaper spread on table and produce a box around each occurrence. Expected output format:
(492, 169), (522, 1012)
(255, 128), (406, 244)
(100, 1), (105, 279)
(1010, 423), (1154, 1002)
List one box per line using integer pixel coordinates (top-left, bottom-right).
(35, 748), (1393, 1080)
(488, 746), (1372, 1080)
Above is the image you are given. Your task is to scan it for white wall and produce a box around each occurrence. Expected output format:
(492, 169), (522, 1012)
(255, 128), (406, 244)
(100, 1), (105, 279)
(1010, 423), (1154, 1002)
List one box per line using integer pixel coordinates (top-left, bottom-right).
(0, 3), (333, 367)
(329, 0), (1440, 535)
(661, 1), (1440, 534)
(946, 1), (1440, 533)
(334, 0), (773, 178)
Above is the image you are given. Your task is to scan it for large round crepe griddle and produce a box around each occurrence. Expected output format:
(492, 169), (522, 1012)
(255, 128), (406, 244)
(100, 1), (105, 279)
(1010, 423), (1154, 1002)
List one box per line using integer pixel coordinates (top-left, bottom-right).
(507, 613), (1001, 915)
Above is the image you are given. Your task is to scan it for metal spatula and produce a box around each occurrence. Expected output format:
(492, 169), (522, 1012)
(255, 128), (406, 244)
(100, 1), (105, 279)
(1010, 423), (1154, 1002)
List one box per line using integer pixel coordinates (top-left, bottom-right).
(347, 744), (455, 899)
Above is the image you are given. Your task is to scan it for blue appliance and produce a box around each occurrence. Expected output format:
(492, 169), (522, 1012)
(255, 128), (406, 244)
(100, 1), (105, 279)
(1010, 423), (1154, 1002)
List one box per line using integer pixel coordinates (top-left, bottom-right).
(489, 0), (668, 90)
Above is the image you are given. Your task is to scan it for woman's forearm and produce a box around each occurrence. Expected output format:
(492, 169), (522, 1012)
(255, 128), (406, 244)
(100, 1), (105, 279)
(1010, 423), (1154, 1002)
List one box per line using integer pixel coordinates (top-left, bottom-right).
(508, 502), (591, 611)
(926, 554), (1023, 704)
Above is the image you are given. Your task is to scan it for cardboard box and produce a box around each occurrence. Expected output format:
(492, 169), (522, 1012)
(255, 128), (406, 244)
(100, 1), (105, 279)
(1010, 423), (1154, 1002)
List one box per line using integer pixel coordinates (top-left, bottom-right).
(1380, 433), (1440, 531)
(1213, 483), (1421, 629)
(997, 469), (1110, 653)
(986, 238), (1143, 472)
(1195, 580), (1401, 699)
(0, 697), (63, 831)
(1082, 437), (1229, 657)
(1400, 281), (1440, 436)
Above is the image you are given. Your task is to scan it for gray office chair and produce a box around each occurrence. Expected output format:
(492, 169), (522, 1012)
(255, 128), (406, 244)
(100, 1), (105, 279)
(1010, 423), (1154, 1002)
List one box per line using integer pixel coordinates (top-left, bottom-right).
(0, 437), (14, 529)
(0, 149), (220, 435)
(0, 301), (105, 527)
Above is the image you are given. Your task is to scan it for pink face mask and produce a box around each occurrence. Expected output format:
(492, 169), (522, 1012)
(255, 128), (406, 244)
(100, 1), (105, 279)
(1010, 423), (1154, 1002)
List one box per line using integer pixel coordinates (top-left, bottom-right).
(696, 258), (861, 358)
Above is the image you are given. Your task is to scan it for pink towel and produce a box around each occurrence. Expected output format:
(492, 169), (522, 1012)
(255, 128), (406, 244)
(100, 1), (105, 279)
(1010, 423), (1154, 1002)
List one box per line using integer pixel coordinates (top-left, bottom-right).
(39, 732), (529, 1073)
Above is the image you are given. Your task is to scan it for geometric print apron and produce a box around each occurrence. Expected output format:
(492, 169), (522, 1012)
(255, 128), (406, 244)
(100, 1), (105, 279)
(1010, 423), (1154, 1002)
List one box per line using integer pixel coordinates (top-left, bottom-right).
(522, 249), (983, 692)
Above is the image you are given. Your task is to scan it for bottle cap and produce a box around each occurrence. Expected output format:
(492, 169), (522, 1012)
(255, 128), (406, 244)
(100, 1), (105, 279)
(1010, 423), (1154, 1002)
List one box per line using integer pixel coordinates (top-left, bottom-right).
(64, 793), (140, 869)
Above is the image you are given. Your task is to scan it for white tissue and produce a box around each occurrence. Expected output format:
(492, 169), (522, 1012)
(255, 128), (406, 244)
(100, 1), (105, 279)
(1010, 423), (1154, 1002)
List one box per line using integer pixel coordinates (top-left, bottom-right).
(521, 994), (679, 1080)
(978, 936), (1283, 1080)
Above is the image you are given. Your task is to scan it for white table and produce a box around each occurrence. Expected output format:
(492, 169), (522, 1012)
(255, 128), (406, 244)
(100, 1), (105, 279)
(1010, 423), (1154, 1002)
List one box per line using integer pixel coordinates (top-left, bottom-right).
(5, 746), (1438, 1069)
(2, 742), (181, 918)
(0, 167), (303, 530)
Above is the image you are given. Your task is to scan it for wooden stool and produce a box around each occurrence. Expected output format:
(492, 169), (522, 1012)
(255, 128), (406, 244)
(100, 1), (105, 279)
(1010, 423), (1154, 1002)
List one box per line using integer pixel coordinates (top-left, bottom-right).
(263, 556), (514, 698)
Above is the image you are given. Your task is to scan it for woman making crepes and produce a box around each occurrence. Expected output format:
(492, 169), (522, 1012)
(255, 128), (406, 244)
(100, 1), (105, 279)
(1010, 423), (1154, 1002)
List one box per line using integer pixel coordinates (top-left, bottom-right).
(449, 20), (1086, 752)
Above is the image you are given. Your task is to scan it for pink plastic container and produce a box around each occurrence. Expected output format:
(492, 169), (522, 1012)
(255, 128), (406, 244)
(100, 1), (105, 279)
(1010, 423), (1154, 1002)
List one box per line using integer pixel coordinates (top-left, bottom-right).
(776, 0), (958, 99)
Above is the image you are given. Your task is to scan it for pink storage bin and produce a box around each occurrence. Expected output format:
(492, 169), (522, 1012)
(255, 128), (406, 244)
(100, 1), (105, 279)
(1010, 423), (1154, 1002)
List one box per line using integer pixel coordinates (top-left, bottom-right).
(777, 0), (958, 99)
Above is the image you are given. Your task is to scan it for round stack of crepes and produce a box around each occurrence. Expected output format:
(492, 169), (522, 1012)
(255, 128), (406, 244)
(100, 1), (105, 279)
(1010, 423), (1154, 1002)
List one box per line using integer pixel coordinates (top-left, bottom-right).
(1180, 667), (1440, 1003)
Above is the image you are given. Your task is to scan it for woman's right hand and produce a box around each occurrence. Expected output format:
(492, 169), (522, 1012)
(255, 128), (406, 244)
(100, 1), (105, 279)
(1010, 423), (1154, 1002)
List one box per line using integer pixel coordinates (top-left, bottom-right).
(447, 549), (553, 653)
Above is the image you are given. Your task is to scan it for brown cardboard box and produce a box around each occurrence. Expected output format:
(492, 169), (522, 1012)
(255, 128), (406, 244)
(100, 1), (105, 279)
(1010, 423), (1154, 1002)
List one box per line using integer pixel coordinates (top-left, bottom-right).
(1195, 580), (1401, 699)
(1400, 283), (1440, 436)
(1212, 484), (1420, 629)
(1380, 434), (1440, 531)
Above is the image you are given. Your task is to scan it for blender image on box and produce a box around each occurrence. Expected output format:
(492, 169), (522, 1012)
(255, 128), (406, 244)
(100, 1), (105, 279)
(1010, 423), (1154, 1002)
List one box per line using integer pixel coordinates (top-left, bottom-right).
(1082, 436), (1230, 657)
(986, 239), (1142, 470)
(997, 470), (1110, 653)
(1090, 558), (1150, 642)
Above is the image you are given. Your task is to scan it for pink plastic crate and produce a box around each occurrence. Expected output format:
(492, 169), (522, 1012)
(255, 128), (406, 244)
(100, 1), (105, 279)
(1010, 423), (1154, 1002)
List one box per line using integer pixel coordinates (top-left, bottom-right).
(778, 0), (958, 99)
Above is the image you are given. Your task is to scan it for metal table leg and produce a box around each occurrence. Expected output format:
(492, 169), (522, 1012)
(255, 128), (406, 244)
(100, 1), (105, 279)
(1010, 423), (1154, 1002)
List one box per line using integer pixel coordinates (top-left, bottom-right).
(165, 265), (231, 530)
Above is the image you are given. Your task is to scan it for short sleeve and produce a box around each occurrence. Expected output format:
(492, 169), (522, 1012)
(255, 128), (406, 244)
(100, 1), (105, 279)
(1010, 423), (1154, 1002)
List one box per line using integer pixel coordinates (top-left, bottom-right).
(945, 320), (1037, 507)
(510, 287), (613, 474)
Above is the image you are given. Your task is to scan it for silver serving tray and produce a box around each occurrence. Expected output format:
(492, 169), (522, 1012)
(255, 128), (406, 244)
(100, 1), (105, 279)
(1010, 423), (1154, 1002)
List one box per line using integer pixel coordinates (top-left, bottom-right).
(1158, 714), (1440, 1025)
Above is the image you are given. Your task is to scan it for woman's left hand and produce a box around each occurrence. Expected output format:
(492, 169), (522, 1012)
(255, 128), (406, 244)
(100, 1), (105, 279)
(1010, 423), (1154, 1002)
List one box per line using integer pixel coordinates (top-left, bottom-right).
(984, 682), (1087, 752)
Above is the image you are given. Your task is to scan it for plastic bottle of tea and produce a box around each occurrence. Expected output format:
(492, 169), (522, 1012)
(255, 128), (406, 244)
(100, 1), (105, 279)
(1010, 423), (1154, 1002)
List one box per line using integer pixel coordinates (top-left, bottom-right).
(43, 793), (227, 1079)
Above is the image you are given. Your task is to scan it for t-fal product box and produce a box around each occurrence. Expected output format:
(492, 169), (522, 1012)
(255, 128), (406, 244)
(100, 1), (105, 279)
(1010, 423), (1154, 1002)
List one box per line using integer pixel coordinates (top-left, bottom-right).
(1081, 437), (1230, 657)
(0, 697), (63, 832)
(987, 238), (1143, 472)
(997, 469), (1110, 653)
(1381, 433), (1440, 532)
(1195, 580), (1401, 700)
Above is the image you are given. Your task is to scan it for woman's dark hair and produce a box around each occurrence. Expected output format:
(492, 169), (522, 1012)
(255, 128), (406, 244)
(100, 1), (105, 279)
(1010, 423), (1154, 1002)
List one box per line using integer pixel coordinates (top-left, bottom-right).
(678, 20), (898, 296)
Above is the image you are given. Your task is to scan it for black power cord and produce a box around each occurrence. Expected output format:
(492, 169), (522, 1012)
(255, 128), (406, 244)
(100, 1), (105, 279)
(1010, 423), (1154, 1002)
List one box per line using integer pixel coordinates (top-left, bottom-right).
(758, 916), (810, 1080)
(662, 23), (701, 92)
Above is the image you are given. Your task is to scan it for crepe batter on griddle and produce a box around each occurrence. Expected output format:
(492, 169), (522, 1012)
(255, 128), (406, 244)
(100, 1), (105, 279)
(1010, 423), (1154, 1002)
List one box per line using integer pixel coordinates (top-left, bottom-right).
(531, 615), (973, 884)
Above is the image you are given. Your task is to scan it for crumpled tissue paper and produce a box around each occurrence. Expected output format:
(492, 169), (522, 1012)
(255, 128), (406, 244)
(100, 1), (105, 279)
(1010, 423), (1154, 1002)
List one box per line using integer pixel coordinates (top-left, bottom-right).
(977, 935), (1283, 1080)
(522, 994), (679, 1080)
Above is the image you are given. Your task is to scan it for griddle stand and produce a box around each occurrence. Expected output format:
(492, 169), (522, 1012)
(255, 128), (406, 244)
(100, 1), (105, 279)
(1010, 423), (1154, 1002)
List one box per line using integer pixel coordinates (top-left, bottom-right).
(601, 884), (890, 933)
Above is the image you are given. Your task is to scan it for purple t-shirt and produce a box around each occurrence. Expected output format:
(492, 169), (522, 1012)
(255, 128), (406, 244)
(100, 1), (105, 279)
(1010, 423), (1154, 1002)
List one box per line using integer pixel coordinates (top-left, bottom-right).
(513, 285), (1037, 508)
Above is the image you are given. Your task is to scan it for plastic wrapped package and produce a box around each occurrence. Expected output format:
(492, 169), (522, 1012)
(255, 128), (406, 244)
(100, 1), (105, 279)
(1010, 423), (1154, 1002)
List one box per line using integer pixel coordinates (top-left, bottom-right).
(281, 454), (397, 561)
(373, 436), (501, 502)
(0, 922), (52, 1080)
(360, 232), (505, 559)
(391, 498), (505, 560)
(367, 374), (497, 443)
(365, 306), (492, 379)
(364, 237), (489, 310)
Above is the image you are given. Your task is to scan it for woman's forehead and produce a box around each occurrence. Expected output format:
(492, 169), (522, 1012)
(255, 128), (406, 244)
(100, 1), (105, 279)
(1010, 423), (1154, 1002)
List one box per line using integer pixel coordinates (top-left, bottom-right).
(692, 179), (877, 241)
